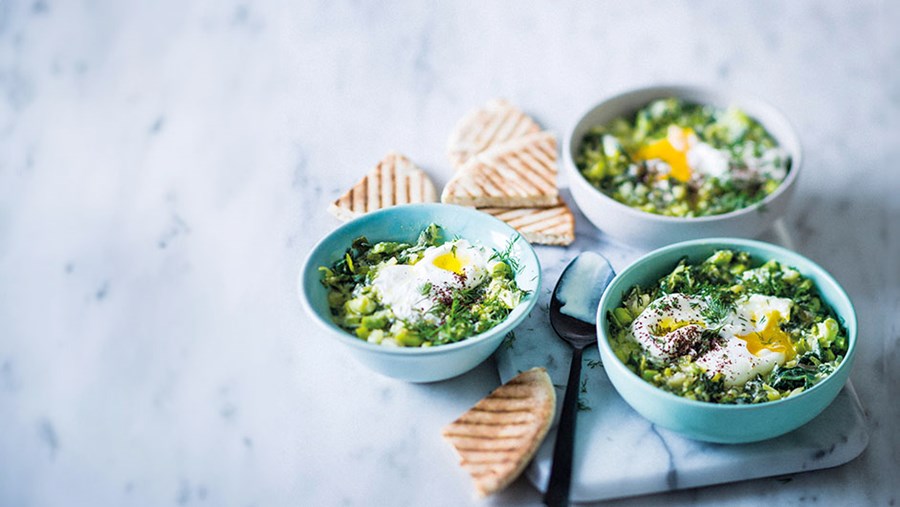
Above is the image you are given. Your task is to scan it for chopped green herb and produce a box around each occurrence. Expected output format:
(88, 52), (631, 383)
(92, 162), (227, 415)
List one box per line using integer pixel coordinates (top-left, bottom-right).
(490, 233), (522, 274)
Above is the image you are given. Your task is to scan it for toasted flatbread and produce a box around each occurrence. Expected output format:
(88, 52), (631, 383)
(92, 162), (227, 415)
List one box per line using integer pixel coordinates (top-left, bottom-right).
(442, 367), (556, 497)
(480, 200), (575, 246)
(447, 99), (542, 170)
(440, 132), (559, 208)
(328, 152), (437, 221)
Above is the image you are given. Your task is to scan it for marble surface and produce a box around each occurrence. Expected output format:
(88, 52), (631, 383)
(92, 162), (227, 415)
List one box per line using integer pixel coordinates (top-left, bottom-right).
(495, 211), (869, 502)
(1, 1), (898, 506)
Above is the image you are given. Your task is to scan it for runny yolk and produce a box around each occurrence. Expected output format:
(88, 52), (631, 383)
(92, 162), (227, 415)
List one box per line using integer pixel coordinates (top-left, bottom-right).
(657, 317), (704, 334)
(432, 252), (465, 275)
(738, 310), (796, 361)
(635, 127), (694, 183)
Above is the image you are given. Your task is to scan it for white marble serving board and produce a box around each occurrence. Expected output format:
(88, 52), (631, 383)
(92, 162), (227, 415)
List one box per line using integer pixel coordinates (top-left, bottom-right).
(494, 194), (869, 503)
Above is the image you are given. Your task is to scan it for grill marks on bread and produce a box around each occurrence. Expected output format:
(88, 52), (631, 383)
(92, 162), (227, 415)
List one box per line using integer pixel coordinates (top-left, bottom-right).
(328, 152), (437, 221)
(441, 132), (559, 208)
(442, 367), (556, 497)
(327, 100), (575, 245)
(447, 99), (541, 170)
(479, 201), (575, 246)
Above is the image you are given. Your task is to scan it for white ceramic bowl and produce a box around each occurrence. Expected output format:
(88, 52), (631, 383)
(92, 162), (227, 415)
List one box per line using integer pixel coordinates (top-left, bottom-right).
(565, 85), (802, 249)
(299, 204), (542, 383)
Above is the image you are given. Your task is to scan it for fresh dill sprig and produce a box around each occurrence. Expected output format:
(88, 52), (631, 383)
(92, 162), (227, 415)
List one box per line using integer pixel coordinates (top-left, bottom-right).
(701, 292), (734, 324)
(406, 283), (497, 345)
(490, 234), (522, 273)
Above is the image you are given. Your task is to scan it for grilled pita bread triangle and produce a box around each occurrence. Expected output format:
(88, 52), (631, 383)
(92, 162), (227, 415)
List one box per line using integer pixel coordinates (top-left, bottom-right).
(442, 367), (556, 497)
(440, 132), (559, 208)
(447, 99), (541, 170)
(327, 151), (437, 221)
(480, 199), (575, 246)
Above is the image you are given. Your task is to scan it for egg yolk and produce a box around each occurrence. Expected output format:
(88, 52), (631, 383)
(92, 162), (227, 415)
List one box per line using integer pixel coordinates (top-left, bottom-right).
(432, 252), (466, 275)
(656, 317), (704, 334)
(738, 310), (796, 361)
(635, 127), (694, 183)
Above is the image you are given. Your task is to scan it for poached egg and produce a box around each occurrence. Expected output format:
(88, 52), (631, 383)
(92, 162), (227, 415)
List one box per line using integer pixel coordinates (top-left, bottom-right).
(631, 293), (796, 387)
(372, 240), (490, 324)
(635, 125), (730, 182)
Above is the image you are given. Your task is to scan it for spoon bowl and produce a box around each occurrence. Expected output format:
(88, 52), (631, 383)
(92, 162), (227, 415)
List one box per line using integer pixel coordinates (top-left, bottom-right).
(543, 252), (615, 506)
(549, 294), (597, 346)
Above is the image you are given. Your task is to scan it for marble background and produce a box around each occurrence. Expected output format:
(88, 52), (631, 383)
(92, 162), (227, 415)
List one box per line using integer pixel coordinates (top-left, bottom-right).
(0, 1), (897, 506)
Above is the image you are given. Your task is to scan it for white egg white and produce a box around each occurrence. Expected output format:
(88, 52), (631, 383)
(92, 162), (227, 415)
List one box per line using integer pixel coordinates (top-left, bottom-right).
(687, 142), (730, 178)
(631, 293), (708, 362)
(631, 293), (796, 387)
(699, 294), (794, 386)
(372, 240), (489, 324)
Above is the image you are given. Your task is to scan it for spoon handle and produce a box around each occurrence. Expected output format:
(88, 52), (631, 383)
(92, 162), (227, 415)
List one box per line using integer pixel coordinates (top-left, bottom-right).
(543, 345), (584, 507)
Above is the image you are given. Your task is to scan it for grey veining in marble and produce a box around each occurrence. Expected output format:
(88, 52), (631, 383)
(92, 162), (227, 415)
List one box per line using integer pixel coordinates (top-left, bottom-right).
(1, 1), (898, 506)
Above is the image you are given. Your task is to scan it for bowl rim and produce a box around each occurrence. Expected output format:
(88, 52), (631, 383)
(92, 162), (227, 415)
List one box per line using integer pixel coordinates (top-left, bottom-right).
(563, 84), (803, 224)
(596, 237), (857, 411)
(298, 203), (543, 357)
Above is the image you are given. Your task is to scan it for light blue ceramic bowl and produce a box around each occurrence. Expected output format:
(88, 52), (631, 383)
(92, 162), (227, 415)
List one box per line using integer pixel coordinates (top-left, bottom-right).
(300, 204), (542, 383)
(596, 238), (857, 443)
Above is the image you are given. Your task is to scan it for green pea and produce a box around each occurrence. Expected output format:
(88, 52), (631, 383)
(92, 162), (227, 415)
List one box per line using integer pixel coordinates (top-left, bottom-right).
(346, 295), (376, 315)
(707, 250), (733, 266)
(491, 261), (511, 278)
(395, 329), (423, 347)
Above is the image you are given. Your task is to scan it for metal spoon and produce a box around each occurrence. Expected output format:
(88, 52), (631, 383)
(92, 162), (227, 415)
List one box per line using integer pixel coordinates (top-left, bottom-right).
(543, 252), (615, 507)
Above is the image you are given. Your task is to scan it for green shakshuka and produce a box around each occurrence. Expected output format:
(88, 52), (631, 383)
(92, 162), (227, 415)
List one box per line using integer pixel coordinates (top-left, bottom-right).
(319, 224), (527, 347)
(576, 98), (791, 217)
(607, 250), (848, 404)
